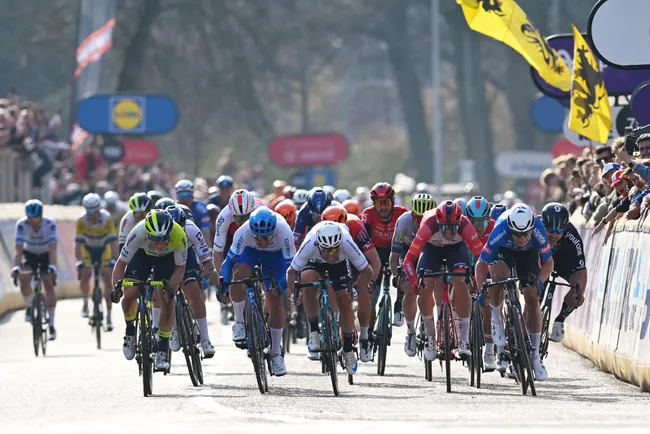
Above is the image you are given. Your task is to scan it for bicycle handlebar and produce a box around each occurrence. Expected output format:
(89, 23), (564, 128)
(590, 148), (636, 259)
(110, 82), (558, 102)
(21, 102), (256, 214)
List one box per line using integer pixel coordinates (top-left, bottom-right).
(121, 280), (167, 288)
(482, 277), (520, 290)
(294, 276), (351, 290)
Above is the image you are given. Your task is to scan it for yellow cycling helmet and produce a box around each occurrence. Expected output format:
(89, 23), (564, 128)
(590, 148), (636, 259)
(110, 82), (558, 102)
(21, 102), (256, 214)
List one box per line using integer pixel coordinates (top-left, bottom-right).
(410, 193), (436, 217)
(144, 209), (173, 240)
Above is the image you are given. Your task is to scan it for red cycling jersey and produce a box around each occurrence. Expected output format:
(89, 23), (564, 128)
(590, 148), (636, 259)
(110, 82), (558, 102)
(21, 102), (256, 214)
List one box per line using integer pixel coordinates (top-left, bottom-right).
(346, 215), (374, 253)
(477, 218), (496, 246)
(362, 205), (408, 250)
(402, 213), (483, 289)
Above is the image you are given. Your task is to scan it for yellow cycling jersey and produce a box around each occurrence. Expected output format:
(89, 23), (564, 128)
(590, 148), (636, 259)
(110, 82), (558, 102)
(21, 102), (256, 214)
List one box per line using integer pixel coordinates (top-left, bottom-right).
(75, 209), (117, 248)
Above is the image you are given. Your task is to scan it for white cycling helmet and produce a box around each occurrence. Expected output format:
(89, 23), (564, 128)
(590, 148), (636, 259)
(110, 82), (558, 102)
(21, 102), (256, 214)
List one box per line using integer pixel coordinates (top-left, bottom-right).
(294, 189), (309, 206)
(82, 193), (102, 212)
(175, 179), (194, 193)
(507, 204), (535, 233)
(316, 222), (343, 249)
(103, 191), (119, 207)
(322, 185), (335, 195)
(333, 189), (351, 203)
(229, 189), (256, 216)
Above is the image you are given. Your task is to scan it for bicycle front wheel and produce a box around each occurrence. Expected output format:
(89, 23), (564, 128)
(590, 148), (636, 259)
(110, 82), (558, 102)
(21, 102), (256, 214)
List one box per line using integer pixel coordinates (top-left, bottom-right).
(377, 295), (390, 376)
(139, 306), (153, 397)
(247, 304), (268, 394)
(442, 303), (452, 393)
(540, 305), (551, 361)
(185, 304), (204, 385)
(177, 301), (199, 387)
(469, 298), (483, 388)
(417, 314), (432, 381)
(512, 306), (536, 396)
(322, 306), (339, 396)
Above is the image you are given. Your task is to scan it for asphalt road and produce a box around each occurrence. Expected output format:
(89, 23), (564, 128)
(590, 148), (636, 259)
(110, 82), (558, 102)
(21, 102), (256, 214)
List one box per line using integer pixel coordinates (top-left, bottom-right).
(1, 297), (649, 433)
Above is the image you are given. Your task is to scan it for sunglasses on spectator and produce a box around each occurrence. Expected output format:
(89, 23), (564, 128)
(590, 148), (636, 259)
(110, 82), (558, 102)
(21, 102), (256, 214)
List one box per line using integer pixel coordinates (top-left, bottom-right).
(150, 235), (169, 243)
(545, 226), (565, 235)
(512, 231), (531, 239)
(373, 198), (393, 207)
(440, 224), (459, 232)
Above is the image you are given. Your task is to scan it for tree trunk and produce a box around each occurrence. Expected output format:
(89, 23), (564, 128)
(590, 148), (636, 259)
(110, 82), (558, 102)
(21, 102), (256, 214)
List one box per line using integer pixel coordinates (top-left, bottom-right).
(382, 2), (433, 182)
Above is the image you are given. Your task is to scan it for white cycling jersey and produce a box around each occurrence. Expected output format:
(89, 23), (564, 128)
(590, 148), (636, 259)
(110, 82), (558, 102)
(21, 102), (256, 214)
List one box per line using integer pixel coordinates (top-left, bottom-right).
(118, 210), (138, 246)
(15, 217), (58, 254)
(185, 219), (211, 263)
(120, 221), (187, 265)
(291, 221), (368, 271)
(213, 201), (264, 253)
(228, 214), (295, 259)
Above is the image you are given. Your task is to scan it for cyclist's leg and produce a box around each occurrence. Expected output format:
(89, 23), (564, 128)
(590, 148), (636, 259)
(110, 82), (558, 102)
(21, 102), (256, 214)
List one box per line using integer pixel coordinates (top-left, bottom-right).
(446, 243), (472, 351)
(261, 250), (289, 374)
(79, 246), (94, 315)
(183, 247), (214, 354)
(558, 269), (587, 320)
(152, 253), (180, 357)
(19, 252), (36, 320)
(230, 248), (254, 329)
(39, 253), (57, 332)
(121, 250), (153, 359)
(329, 261), (357, 373)
(487, 252), (509, 365)
(300, 266), (324, 358)
(417, 244), (442, 360)
(99, 247), (114, 325)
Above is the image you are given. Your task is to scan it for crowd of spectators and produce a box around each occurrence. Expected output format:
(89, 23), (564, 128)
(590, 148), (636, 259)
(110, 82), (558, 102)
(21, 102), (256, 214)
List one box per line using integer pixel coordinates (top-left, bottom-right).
(539, 133), (650, 242)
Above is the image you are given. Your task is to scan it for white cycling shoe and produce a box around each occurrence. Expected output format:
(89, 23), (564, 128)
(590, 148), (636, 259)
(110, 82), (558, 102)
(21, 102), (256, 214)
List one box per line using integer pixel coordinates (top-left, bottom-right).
(271, 355), (286, 376)
(170, 328), (181, 352)
(550, 321), (565, 343)
(155, 351), (170, 371)
(232, 322), (246, 342)
(424, 336), (438, 361)
(484, 351), (497, 372)
(496, 352), (509, 373)
(123, 334), (136, 360)
(533, 358), (548, 381)
(344, 351), (358, 375)
(359, 339), (372, 363)
(307, 331), (321, 360)
(201, 340), (215, 358)
(457, 341), (472, 359)
(393, 311), (405, 327)
(404, 332), (417, 357)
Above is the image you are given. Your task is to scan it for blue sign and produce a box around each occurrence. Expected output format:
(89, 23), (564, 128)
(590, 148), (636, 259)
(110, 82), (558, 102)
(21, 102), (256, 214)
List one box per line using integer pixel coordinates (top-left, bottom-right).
(291, 168), (336, 189)
(530, 94), (565, 133)
(77, 94), (179, 135)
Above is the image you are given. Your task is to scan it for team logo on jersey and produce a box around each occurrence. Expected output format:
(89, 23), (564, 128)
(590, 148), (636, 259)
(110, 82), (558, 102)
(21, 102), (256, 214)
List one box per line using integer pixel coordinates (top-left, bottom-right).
(127, 233), (137, 245)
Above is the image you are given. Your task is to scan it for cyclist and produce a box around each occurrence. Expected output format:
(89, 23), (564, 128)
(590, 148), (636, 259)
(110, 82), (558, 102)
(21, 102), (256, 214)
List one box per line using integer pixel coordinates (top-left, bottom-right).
(206, 203), (220, 244)
(322, 205), (381, 362)
(403, 201), (483, 361)
(287, 221), (373, 375)
(75, 193), (119, 329)
(166, 205), (216, 357)
(490, 204), (507, 221)
(466, 196), (498, 371)
(175, 179), (212, 244)
(541, 202), (587, 343)
(342, 199), (362, 219)
(12, 200), (59, 339)
(390, 193), (436, 357)
(103, 191), (127, 229)
(275, 199), (297, 230)
(155, 197), (176, 210)
(362, 182), (407, 353)
(293, 189), (309, 209)
(220, 207), (295, 375)
(119, 193), (153, 251)
(147, 190), (165, 207)
(333, 189), (351, 203)
(475, 204), (554, 381)
(212, 189), (263, 328)
(293, 188), (332, 248)
(112, 209), (188, 371)
(208, 175), (235, 209)
(454, 198), (467, 215)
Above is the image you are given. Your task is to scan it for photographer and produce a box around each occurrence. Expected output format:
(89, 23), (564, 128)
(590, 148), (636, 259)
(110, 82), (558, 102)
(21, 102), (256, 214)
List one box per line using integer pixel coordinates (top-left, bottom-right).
(617, 134), (650, 182)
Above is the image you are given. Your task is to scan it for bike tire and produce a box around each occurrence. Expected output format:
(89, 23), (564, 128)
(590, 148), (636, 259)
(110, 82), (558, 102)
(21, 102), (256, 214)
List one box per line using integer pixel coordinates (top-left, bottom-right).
(38, 296), (48, 356)
(283, 319), (291, 354)
(540, 305), (551, 361)
(443, 303), (452, 393)
(177, 302), (199, 387)
(184, 304), (204, 385)
(377, 296), (390, 376)
(470, 299), (483, 388)
(31, 294), (41, 357)
(248, 304), (268, 394)
(417, 314), (432, 381)
(322, 307), (339, 396)
(93, 284), (102, 350)
(513, 309), (536, 396)
(140, 306), (153, 397)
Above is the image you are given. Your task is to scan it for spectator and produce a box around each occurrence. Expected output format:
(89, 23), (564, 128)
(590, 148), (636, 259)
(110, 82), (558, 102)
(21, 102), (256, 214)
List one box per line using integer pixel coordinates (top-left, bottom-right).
(75, 139), (105, 182)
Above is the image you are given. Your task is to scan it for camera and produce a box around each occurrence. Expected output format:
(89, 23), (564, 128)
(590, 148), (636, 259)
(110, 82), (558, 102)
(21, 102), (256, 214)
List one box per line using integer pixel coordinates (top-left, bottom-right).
(624, 123), (650, 155)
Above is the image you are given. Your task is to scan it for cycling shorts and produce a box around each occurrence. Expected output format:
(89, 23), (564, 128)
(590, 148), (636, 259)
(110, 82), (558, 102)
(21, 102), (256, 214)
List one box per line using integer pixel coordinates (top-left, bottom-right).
(22, 251), (50, 274)
(490, 248), (541, 291)
(125, 249), (177, 282)
(81, 245), (112, 268)
(183, 246), (201, 284)
(417, 242), (470, 273)
(302, 260), (350, 292)
(552, 240), (586, 282)
(237, 247), (288, 294)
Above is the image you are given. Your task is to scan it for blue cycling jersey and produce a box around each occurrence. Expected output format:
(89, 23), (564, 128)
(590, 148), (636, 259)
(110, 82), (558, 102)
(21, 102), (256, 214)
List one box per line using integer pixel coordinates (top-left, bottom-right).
(479, 209), (552, 263)
(293, 202), (317, 246)
(191, 199), (211, 232)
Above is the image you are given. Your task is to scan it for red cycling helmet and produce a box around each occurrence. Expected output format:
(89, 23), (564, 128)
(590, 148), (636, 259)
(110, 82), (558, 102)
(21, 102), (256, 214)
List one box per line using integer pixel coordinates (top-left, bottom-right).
(370, 182), (395, 201)
(436, 200), (463, 225)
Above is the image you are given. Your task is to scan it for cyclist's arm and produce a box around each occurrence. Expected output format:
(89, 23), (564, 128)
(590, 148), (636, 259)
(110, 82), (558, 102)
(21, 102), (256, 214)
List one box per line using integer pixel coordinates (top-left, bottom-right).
(13, 243), (24, 267)
(402, 222), (432, 289)
(536, 226), (555, 284)
(357, 262), (373, 291)
(112, 258), (128, 287)
(475, 260), (489, 290)
(75, 218), (85, 262)
(389, 252), (400, 277)
(13, 221), (25, 267)
(212, 208), (231, 256)
(286, 265), (299, 297)
(48, 243), (58, 270)
(170, 244), (188, 290)
(109, 239), (118, 261)
(106, 218), (118, 260)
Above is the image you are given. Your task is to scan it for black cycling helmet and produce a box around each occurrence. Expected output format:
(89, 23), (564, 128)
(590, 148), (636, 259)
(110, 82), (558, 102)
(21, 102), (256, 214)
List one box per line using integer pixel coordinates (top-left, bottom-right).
(166, 204), (187, 227)
(147, 190), (165, 205)
(541, 202), (569, 233)
(307, 188), (332, 216)
(177, 203), (193, 221)
(154, 197), (176, 210)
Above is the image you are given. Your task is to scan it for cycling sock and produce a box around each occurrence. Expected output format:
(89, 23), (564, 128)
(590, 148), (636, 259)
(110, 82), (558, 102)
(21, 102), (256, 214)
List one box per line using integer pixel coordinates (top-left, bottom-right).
(152, 307), (161, 329)
(530, 332), (540, 360)
(343, 332), (354, 352)
(158, 336), (169, 353)
(406, 320), (415, 334)
(360, 326), (369, 340)
(48, 307), (55, 327)
(484, 333), (493, 344)
(125, 319), (135, 335)
(423, 314), (435, 337)
(308, 316), (320, 334)
(394, 290), (404, 312)
(24, 294), (34, 308)
(270, 328), (283, 357)
(490, 303), (502, 324)
(554, 302), (575, 323)
(233, 300), (245, 323)
(485, 342), (495, 355)
(197, 317), (209, 341)
(106, 306), (112, 322)
(458, 317), (470, 343)
(82, 296), (88, 305)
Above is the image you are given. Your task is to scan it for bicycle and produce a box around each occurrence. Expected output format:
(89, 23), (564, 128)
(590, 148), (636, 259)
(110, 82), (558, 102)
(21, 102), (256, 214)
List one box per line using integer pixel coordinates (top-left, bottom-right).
(418, 264), (472, 393)
(415, 312), (433, 381)
(373, 264), (393, 376)
(15, 265), (53, 357)
(539, 272), (581, 361)
(468, 283), (484, 389)
(282, 292), (295, 354)
(483, 276), (536, 396)
(118, 278), (166, 397)
(87, 261), (104, 350)
(220, 265), (275, 395)
(294, 272), (353, 396)
(174, 278), (204, 387)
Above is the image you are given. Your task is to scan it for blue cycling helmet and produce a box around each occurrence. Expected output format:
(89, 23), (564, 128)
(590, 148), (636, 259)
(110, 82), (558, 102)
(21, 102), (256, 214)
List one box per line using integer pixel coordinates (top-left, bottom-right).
(166, 205), (187, 227)
(490, 204), (507, 220)
(454, 198), (467, 215)
(25, 199), (43, 218)
(307, 188), (332, 216)
(217, 175), (234, 189)
(249, 207), (277, 237)
(466, 196), (491, 219)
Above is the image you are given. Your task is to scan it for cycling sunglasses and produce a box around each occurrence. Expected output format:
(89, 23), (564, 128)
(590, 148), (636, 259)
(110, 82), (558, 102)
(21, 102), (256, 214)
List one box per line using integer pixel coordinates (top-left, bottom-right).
(319, 246), (341, 256)
(470, 217), (490, 228)
(176, 191), (193, 200)
(150, 235), (170, 243)
(545, 226), (565, 235)
(440, 224), (459, 232)
(253, 234), (273, 243)
(373, 198), (393, 207)
(512, 231), (531, 239)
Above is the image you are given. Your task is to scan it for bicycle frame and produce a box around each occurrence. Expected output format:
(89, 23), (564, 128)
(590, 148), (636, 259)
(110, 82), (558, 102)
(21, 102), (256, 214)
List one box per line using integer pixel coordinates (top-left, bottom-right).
(374, 265), (393, 375)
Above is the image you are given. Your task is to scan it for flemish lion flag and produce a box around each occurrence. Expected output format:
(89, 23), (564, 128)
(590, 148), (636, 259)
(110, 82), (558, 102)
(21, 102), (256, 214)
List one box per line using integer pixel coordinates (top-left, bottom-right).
(456, 0), (571, 91)
(568, 25), (612, 144)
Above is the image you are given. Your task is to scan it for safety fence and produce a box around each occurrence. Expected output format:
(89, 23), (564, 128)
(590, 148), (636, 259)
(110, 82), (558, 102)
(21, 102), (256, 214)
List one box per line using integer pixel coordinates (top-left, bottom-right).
(0, 149), (32, 203)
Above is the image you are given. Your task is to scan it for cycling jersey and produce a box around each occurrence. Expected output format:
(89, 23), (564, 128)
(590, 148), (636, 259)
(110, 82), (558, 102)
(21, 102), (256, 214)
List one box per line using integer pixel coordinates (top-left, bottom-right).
(190, 199), (211, 232)
(15, 217), (58, 254)
(362, 205), (408, 250)
(345, 216), (374, 253)
(551, 222), (586, 279)
(478, 210), (552, 264)
(468, 218), (496, 267)
(185, 220), (211, 263)
(207, 194), (228, 209)
(291, 221), (368, 272)
(75, 210), (117, 248)
(212, 201), (265, 253)
(107, 202), (128, 230)
(120, 221), (188, 265)
(118, 210), (138, 247)
(390, 211), (419, 258)
(293, 202), (318, 247)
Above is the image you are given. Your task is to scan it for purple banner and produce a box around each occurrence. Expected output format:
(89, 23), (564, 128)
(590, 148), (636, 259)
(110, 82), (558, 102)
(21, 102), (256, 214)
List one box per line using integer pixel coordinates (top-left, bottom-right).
(631, 81), (650, 125)
(531, 33), (650, 98)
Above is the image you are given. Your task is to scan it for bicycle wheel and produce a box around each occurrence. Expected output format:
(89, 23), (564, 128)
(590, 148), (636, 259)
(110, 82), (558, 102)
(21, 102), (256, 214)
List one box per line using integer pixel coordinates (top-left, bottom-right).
(177, 302), (199, 387)
(139, 306), (153, 397)
(377, 295), (390, 376)
(184, 303), (204, 385)
(417, 314), (432, 381)
(512, 307), (536, 396)
(442, 303), (452, 393)
(247, 304), (268, 394)
(38, 295), (48, 356)
(283, 318), (291, 354)
(469, 299), (483, 388)
(540, 305), (551, 361)
(31, 294), (42, 357)
(322, 306), (339, 396)
(93, 285), (102, 350)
